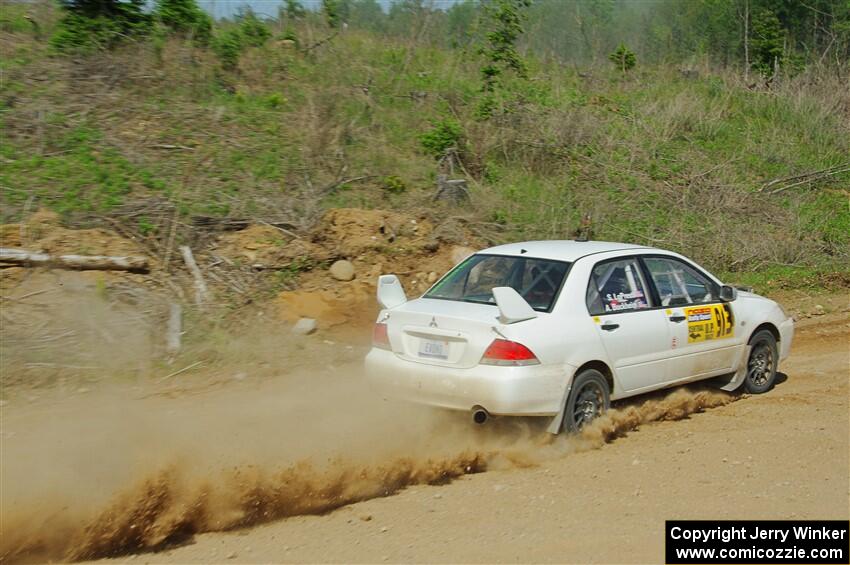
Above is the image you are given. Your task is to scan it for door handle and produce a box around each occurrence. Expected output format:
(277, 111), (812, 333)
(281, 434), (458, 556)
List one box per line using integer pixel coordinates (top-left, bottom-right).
(669, 315), (686, 323)
(601, 322), (620, 331)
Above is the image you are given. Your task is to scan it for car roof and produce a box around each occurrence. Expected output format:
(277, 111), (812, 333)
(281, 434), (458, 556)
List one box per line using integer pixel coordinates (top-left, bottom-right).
(477, 240), (655, 262)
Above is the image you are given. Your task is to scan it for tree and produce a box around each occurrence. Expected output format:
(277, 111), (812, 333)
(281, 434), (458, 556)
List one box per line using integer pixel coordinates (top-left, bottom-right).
(349, 0), (386, 34)
(446, 0), (479, 48)
(282, 0), (306, 20)
(234, 7), (271, 47)
(479, 0), (532, 92)
(608, 43), (636, 72)
(750, 7), (784, 76)
(211, 8), (271, 70)
(322, 0), (347, 29)
(51, 0), (152, 52)
(387, 0), (428, 37)
(155, 0), (212, 44)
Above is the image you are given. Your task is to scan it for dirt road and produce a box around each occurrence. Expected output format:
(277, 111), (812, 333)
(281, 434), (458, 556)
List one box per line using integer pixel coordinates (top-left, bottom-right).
(1, 309), (848, 564)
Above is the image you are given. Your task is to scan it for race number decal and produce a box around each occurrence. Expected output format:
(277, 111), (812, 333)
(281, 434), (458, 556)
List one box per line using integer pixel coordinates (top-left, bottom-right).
(685, 304), (734, 343)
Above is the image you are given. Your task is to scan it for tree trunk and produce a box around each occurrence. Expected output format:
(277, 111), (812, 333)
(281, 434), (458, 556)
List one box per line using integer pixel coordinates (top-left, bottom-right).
(0, 248), (149, 273)
(434, 175), (470, 204)
(743, 0), (750, 83)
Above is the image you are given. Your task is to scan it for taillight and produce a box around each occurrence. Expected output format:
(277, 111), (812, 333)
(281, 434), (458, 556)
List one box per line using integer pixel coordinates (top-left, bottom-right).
(480, 339), (540, 366)
(372, 322), (391, 350)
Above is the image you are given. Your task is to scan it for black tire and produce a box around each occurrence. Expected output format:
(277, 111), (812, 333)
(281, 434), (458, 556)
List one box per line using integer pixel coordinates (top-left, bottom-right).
(744, 329), (778, 394)
(563, 369), (610, 433)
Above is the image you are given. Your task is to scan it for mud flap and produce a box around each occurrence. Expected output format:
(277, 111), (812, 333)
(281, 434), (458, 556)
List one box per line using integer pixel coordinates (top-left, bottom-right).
(546, 383), (573, 435)
(713, 345), (752, 392)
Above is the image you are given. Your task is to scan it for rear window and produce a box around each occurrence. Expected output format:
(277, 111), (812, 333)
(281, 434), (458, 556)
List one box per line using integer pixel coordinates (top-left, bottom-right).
(424, 254), (570, 312)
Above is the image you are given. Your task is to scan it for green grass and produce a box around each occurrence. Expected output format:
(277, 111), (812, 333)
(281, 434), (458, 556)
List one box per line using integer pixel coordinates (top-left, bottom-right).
(718, 265), (850, 295)
(1, 11), (848, 286)
(0, 123), (173, 216)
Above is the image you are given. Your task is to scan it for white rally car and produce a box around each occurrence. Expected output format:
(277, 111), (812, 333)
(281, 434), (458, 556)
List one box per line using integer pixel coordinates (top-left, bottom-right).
(365, 241), (794, 433)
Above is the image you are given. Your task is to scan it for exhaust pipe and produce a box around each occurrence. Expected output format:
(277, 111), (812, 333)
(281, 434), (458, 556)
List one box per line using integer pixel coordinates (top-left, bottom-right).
(472, 408), (489, 425)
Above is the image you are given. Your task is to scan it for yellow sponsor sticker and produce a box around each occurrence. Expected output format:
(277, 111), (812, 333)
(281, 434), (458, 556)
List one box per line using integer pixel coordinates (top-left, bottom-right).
(685, 304), (734, 343)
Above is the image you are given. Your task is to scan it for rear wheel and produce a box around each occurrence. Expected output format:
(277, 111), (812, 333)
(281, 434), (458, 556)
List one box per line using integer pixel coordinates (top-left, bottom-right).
(564, 369), (610, 433)
(744, 329), (778, 394)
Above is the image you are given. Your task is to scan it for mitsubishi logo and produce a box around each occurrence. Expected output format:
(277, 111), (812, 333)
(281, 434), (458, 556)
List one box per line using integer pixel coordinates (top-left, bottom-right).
(429, 316), (438, 328)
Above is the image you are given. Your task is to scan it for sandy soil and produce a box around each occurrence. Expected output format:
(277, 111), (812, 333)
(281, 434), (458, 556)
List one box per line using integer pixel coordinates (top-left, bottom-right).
(1, 305), (848, 564)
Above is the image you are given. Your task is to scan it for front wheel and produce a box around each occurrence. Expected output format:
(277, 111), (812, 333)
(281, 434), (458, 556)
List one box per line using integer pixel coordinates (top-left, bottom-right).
(563, 369), (610, 433)
(744, 330), (778, 394)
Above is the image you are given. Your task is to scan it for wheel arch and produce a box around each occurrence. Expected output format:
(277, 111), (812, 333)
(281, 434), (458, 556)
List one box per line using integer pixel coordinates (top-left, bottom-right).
(573, 360), (615, 396)
(749, 322), (780, 345)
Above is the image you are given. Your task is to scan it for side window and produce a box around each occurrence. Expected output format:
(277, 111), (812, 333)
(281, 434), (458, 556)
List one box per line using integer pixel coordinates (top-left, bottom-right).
(586, 258), (651, 315)
(643, 257), (716, 306)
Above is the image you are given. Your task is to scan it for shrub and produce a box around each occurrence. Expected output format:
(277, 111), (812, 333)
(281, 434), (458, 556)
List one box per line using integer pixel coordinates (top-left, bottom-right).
(609, 43), (636, 72)
(419, 118), (464, 158)
(212, 14), (271, 70)
(236, 9), (270, 48)
(382, 175), (407, 194)
(212, 27), (244, 70)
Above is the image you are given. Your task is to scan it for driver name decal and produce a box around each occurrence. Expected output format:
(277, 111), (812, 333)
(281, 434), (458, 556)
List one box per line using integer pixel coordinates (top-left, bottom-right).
(685, 304), (734, 343)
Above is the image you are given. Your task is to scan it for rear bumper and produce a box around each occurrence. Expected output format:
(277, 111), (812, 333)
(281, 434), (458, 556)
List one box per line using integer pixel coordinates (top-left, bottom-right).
(778, 317), (794, 361)
(364, 348), (571, 416)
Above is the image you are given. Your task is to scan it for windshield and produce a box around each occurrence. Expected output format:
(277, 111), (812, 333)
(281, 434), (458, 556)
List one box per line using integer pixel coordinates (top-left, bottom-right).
(424, 254), (570, 312)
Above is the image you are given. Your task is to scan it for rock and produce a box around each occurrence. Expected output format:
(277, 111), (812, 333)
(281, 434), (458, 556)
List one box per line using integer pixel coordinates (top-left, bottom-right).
(450, 246), (475, 265)
(359, 514), (373, 522)
(226, 552), (237, 559)
(813, 304), (825, 315)
(380, 526), (388, 533)
(427, 272), (438, 283)
(292, 318), (318, 335)
(329, 260), (355, 281)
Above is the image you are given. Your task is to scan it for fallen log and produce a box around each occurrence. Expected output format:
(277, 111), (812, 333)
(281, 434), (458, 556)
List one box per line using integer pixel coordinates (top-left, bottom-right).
(0, 247), (149, 273)
(179, 245), (210, 308)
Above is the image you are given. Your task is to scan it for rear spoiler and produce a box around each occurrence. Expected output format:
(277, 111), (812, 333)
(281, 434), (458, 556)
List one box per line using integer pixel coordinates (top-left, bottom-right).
(492, 287), (537, 324)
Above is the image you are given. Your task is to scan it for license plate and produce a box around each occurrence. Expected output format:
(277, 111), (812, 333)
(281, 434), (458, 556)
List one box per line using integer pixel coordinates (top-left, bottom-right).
(419, 339), (449, 360)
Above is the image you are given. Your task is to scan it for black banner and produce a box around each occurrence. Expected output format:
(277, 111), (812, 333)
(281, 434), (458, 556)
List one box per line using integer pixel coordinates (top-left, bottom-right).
(666, 520), (849, 564)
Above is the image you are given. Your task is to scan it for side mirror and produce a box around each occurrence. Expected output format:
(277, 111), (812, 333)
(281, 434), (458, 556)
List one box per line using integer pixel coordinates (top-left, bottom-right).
(377, 274), (408, 309)
(719, 285), (738, 302)
(492, 287), (537, 324)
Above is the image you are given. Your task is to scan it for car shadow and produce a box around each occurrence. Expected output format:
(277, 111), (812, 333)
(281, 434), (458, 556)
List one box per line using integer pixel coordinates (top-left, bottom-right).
(455, 371), (794, 438)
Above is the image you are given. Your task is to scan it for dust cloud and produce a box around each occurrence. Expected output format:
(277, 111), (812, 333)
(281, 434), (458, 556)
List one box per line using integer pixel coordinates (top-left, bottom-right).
(1, 352), (737, 565)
